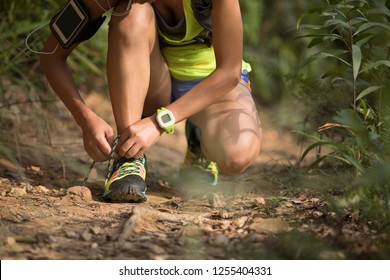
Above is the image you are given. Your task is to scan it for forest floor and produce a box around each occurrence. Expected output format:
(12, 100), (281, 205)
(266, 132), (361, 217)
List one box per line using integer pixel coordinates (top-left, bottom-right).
(0, 92), (389, 260)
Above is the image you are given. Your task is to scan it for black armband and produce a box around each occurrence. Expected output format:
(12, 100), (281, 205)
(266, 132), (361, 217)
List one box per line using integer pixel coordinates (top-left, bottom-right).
(50, 0), (106, 49)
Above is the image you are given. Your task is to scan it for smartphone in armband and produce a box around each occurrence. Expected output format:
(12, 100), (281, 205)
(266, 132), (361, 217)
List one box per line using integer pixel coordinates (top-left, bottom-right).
(50, 0), (90, 49)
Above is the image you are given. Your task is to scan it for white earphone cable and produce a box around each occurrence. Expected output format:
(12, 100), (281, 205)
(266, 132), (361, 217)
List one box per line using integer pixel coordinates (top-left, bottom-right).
(25, 22), (59, 55)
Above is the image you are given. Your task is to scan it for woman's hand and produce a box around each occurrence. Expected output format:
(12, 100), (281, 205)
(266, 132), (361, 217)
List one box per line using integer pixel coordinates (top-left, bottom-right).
(80, 112), (115, 162)
(116, 116), (163, 159)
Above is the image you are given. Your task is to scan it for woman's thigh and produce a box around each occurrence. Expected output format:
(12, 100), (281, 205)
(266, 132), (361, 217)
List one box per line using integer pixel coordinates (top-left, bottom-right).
(109, 2), (172, 118)
(142, 23), (172, 116)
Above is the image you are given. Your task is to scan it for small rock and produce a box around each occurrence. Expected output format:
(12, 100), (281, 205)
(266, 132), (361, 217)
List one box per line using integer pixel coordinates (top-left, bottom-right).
(90, 243), (99, 249)
(9, 187), (27, 197)
(66, 186), (92, 201)
(219, 210), (230, 219)
(313, 211), (324, 218)
(4, 237), (16, 246)
(0, 178), (11, 185)
(30, 166), (41, 172)
(233, 216), (249, 228)
(311, 198), (321, 204)
(193, 216), (203, 225)
(19, 182), (33, 192)
(90, 226), (102, 235)
(65, 231), (78, 239)
(284, 201), (294, 208)
(35, 185), (50, 194)
(254, 197), (266, 205)
(80, 231), (93, 241)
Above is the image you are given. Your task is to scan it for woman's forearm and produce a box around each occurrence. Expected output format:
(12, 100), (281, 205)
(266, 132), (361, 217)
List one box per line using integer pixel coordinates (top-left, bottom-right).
(167, 67), (241, 123)
(40, 35), (92, 127)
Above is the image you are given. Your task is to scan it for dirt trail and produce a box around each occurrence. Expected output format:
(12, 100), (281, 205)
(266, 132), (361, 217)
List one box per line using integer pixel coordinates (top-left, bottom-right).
(0, 95), (386, 260)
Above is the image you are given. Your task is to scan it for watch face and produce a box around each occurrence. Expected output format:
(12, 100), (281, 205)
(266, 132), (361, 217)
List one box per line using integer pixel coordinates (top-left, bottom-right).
(157, 108), (175, 131)
(161, 113), (172, 123)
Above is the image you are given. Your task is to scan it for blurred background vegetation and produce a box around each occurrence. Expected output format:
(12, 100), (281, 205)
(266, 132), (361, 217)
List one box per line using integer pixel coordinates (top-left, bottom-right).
(0, 0), (389, 245)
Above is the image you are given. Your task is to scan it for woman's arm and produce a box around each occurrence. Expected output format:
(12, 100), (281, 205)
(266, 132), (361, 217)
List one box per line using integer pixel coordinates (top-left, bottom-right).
(40, 0), (118, 161)
(167, 0), (243, 122)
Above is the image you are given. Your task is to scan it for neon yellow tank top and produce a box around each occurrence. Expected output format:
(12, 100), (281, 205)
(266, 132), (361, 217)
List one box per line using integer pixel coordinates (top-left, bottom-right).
(157, 0), (251, 81)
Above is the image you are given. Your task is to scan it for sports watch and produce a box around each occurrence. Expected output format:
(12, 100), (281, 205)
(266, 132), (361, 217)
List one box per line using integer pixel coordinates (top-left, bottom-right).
(156, 107), (175, 134)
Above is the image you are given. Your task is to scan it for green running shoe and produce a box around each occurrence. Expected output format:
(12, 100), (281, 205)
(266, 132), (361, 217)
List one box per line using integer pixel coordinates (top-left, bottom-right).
(103, 155), (147, 203)
(179, 120), (218, 186)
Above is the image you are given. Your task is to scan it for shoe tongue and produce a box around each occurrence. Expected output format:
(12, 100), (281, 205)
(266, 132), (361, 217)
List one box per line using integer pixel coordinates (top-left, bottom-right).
(115, 157), (133, 169)
(116, 156), (145, 167)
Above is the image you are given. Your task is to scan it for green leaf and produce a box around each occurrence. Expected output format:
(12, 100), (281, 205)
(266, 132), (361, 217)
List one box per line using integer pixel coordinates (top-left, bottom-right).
(372, 2), (390, 18)
(296, 24), (324, 31)
(323, 18), (351, 31)
(333, 109), (363, 132)
(301, 50), (351, 68)
(300, 140), (352, 162)
(322, 52), (351, 66)
(356, 86), (382, 101)
(296, 7), (324, 30)
(354, 22), (390, 35)
(342, 154), (366, 173)
(334, 109), (371, 150)
(354, 33), (374, 47)
(352, 44), (362, 81)
(360, 60), (390, 74)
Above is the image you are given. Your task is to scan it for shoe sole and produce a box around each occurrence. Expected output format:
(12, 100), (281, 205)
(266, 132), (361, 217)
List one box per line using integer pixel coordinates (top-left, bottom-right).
(103, 192), (147, 203)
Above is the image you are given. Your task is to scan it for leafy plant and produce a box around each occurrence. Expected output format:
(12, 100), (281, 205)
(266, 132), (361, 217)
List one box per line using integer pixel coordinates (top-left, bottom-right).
(296, 0), (390, 228)
(297, 0), (390, 166)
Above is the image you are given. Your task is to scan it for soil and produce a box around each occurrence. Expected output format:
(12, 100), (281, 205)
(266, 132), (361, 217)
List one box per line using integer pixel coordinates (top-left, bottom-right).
(0, 92), (389, 260)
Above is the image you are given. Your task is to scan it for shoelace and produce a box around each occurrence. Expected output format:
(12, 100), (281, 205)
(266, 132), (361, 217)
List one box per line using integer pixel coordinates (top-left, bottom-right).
(82, 136), (120, 186)
(116, 158), (145, 178)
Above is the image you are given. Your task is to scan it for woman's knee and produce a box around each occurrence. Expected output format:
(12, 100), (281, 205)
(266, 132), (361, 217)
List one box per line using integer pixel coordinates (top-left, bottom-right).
(204, 134), (261, 175)
(109, 3), (156, 44)
(219, 147), (260, 175)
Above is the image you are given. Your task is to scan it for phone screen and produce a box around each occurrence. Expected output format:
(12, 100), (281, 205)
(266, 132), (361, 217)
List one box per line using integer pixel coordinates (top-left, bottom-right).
(55, 3), (84, 39)
(50, 0), (88, 47)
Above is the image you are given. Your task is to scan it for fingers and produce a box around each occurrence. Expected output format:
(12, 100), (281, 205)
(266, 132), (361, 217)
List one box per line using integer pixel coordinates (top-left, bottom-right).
(116, 134), (144, 159)
(85, 143), (109, 162)
(85, 132), (116, 162)
(105, 127), (116, 146)
(115, 118), (160, 159)
(116, 135), (139, 159)
(100, 127), (115, 156)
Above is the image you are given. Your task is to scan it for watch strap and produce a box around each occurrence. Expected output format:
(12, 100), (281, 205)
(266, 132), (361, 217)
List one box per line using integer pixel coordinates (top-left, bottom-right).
(157, 107), (175, 134)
